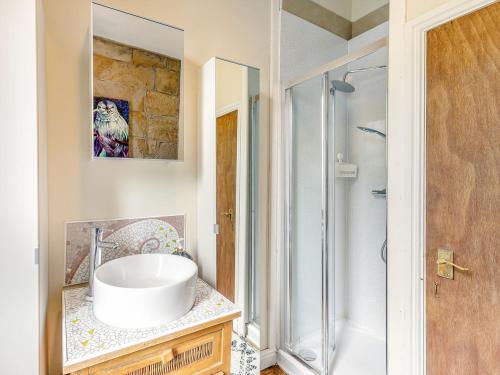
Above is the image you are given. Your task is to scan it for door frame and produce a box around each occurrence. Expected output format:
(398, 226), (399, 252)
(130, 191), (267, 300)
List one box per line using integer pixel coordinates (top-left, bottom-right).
(387, 0), (497, 374)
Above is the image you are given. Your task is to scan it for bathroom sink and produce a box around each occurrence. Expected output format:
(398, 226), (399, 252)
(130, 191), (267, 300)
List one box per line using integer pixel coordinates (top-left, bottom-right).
(93, 253), (198, 328)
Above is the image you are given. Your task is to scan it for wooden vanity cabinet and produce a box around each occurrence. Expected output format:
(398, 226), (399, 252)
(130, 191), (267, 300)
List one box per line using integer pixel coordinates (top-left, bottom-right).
(68, 321), (232, 375)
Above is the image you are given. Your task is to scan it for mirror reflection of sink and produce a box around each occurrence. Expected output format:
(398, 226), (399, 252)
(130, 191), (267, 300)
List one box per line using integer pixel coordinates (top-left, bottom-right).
(93, 254), (198, 329)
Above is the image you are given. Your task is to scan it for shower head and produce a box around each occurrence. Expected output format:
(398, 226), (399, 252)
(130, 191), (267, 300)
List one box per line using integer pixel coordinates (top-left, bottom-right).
(330, 65), (387, 95)
(330, 80), (355, 93)
(357, 126), (386, 139)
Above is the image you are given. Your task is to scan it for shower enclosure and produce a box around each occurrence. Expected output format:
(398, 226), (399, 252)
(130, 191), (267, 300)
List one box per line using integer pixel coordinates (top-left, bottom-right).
(282, 47), (388, 375)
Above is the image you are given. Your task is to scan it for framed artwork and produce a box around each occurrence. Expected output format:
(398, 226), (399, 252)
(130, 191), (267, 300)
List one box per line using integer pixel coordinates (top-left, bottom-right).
(93, 97), (129, 158)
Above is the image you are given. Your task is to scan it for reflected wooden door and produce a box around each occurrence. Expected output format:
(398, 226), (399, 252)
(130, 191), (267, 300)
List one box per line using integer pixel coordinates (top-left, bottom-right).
(216, 110), (238, 302)
(426, 3), (500, 374)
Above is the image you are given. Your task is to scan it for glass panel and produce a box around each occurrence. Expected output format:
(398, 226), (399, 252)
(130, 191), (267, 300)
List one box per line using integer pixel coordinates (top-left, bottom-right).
(287, 75), (325, 373)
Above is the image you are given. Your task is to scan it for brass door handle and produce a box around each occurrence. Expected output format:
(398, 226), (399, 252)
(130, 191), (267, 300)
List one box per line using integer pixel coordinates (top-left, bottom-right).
(437, 248), (470, 279)
(436, 259), (469, 272)
(222, 208), (233, 223)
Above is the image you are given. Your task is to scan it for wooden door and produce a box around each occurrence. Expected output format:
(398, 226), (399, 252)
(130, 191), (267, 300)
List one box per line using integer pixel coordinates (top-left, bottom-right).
(216, 110), (238, 302)
(426, 3), (500, 374)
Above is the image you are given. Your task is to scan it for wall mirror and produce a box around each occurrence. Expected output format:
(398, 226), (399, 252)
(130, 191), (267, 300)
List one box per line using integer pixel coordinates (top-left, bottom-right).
(198, 58), (261, 345)
(91, 3), (184, 160)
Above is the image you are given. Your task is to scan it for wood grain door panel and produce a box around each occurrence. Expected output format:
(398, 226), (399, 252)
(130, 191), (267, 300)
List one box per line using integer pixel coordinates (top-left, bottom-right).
(216, 111), (238, 302)
(426, 3), (500, 374)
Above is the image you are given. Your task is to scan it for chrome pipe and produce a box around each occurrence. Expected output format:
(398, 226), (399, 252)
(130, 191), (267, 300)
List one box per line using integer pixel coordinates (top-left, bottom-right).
(342, 65), (388, 82)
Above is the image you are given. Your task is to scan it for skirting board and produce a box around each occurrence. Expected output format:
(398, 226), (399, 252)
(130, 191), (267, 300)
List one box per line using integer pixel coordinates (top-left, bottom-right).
(260, 349), (278, 370)
(246, 323), (260, 349)
(277, 349), (317, 375)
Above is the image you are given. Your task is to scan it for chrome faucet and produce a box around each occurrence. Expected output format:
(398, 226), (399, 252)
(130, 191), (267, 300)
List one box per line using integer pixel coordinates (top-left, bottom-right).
(87, 226), (118, 300)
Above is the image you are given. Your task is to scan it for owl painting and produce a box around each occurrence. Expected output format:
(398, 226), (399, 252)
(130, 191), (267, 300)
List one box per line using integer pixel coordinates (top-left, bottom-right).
(93, 97), (129, 158)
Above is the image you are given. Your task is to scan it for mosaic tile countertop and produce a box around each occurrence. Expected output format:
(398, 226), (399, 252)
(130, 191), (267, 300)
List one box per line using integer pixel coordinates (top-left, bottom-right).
(62, 278), (239, 371)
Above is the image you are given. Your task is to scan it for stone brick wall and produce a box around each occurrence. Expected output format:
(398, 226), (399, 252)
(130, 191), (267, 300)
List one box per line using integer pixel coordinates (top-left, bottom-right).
(93, 36), (181, 159)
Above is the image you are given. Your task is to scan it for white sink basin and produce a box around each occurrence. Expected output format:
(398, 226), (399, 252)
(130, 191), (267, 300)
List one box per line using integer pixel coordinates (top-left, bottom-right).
(93, 254), (198, 328)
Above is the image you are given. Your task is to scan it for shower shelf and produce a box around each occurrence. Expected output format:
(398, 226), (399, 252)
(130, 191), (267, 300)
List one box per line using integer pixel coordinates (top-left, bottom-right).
(335, 163), (358, 178)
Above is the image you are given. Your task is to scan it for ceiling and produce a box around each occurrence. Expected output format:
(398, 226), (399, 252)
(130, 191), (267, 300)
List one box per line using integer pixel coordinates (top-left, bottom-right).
(310, 0), (389, 21)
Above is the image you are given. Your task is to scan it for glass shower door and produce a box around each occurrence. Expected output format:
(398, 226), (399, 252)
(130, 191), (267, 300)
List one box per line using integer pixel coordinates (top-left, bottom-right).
(283, 48), (388, 375)
(284, 74), (330, 374)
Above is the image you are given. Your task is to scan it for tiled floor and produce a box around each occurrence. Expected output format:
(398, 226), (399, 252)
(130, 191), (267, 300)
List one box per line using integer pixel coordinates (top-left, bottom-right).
(230, 334), (286, 375)
(231, 333), (259, 375)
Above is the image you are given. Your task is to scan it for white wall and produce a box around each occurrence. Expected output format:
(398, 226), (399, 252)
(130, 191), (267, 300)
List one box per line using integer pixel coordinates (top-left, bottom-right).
(0, 0), (43, 373)
(280, 11), (348, 83)
(45, 1), (271, 373)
